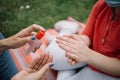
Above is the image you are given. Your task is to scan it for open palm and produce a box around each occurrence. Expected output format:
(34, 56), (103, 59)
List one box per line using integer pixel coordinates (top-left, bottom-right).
(11, 53), (52, 80)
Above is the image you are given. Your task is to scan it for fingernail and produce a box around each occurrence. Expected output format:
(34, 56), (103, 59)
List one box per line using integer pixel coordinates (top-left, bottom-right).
(49, 64), (54, 67)
(31, 36), (36, 40)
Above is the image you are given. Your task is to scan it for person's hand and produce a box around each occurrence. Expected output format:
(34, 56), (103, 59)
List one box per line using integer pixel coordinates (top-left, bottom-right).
(67, 16), (85, 29)
(7, 24), (45, 49)
(67, 16), (78, 22)
(11, 53), (53, 80)
(56, 34), (91, 65)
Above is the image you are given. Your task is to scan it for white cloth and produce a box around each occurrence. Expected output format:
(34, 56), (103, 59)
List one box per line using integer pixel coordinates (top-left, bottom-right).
(57, 70), (76, 80)
(46, 20), (86, 70)
(45, 20), (86, 80)
(54, 20), (79, 34)
(65, 67), (120, 80)
(46, 33), (86, 70)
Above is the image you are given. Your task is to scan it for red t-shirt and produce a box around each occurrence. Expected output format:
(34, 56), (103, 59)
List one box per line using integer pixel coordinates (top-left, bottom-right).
(82, 0), (120, 77)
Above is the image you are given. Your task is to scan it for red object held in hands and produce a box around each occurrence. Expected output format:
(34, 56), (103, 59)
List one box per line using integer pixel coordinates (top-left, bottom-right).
(36, 30), (45, 39)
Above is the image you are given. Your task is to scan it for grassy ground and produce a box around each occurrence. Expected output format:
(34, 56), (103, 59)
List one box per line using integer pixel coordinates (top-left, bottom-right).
(0, 0), (97, 37)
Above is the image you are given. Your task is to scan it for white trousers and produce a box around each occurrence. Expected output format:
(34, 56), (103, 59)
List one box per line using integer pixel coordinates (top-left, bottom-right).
(60, 66), (120, 80)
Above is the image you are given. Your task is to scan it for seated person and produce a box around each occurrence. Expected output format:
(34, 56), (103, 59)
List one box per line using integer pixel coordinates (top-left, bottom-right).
(56, 0), (120, 80)
(44, 18), (86, 80)
(0, 24), (52, 80)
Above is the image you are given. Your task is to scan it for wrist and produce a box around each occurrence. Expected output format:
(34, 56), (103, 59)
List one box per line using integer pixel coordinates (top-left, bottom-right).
(6, 36), (17, 49)
(86, 49), (101, 66)
(84, 49), (95, 64)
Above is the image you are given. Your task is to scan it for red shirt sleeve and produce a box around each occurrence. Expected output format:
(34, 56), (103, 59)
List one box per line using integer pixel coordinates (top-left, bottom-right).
(82, 0), (105, 42)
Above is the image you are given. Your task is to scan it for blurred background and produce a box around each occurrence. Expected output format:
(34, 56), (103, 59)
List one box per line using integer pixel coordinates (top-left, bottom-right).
(0, 0), (97, 37)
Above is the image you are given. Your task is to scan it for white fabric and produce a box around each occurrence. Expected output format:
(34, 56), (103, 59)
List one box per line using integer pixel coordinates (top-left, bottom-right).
(57, 70), (76, 80)
(45, 20), (86, 79)
(54, 20), (79, 34)
(46, 33), (86, 70)
(65, 67), (120, 80)
(46, 20), (86, 70)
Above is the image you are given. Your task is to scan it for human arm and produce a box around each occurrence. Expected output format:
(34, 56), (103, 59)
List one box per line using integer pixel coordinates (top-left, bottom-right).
(56, 34), (120, 76)
(0, 24), (45, 52)
(11, 53), (53, 80)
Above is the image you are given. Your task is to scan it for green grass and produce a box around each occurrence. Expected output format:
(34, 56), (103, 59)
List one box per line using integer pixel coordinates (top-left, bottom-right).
(0, 0), (97, 37)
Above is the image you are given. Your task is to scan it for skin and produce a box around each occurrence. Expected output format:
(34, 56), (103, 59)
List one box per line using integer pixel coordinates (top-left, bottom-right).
(56, 7), (120, 76)
(11, 53), (53, 80)
(0, 24), (45, 52)
(56, 32), (120, 76)
(0, 24), (54, 80)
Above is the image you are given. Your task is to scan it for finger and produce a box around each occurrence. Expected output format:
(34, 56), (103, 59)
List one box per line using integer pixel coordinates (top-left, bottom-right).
(29, 56), (41, 69)
(56, 36), (75, 44)
(56, 38), (72, 49)
(46, 53), (53, 63)
(65, 52), (69, 57)
(71, 61), (77, 65)
(63, 34), (84, 43)
(35, 63), (51, 79)
(67, 16), (76, 21)
(18, 35), (43, 47)
(38, 53), (49, 70)
(68, 58), (73, 63)
(66, 53), (77, 63)
(38, 54), (53, 69)
(65, 52), (72, 57)
(67, 53), (79, 62)
(58, 43), (75, 54)
(67, 58), (76, 65)
(26, 24), (45, 33)
(63, 34), (73, 38)
(33, 54), (45, 70)
(14, 36), (32, 47)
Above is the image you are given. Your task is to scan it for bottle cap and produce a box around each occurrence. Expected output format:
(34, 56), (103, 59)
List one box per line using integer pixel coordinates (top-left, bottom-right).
(36, 30), (45, 39)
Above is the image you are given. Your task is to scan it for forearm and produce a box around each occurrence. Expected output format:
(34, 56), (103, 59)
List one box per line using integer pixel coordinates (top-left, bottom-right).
(88, 50), (120, 76)
(81, 35), (120, 76)
(0, 38), (10, 52)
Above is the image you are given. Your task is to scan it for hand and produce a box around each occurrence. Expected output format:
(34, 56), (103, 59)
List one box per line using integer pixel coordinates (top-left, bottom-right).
(67, 16), (85, 29)
(56, 34), (91, 65)
(7, 24), (45, 49)
(11, 53), (53, 80)
(67, 16), (78, 22)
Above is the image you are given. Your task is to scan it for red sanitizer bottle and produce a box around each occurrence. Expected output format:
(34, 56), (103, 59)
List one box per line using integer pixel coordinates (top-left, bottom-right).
(24, 30), (45, 55)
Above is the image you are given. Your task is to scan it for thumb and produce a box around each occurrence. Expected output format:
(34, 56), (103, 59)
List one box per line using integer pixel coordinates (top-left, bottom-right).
(20, 36), (33, 44)
(24, 36), (33, 42)
(35, 63), (51, 79)
(12, 36), (32, 48)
